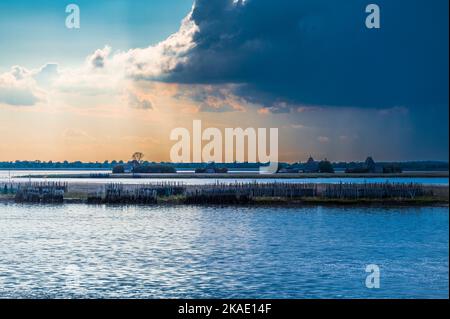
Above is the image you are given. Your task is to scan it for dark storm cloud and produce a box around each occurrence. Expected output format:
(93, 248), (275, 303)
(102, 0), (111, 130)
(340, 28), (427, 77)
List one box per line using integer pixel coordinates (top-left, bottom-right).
(173, 84), (244, 112)
(167, 0), (449, 109)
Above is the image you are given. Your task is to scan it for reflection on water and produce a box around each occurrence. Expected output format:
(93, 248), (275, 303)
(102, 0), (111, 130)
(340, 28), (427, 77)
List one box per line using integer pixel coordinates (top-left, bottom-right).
(0, 204), (448, 298)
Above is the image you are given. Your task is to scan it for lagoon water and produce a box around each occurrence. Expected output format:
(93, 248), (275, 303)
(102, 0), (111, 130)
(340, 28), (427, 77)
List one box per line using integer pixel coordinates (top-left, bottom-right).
(0, 203), (448, 299)
(0, 170), (448, 186)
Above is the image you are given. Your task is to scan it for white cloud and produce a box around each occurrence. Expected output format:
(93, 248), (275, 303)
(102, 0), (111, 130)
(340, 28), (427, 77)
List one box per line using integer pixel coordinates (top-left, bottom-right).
(111, 11), (198, 80)
(0, 66), (43, 106)
(33, 63), (59, 88)
(0, 6), (198, 109)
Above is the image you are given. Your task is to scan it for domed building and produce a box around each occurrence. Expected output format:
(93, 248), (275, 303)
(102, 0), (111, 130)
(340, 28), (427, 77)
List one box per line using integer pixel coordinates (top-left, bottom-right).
(303, 156), (320, 173)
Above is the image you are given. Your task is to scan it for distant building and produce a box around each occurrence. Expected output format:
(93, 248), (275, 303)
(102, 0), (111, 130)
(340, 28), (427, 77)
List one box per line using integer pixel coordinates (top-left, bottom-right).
(364, 157), (376, 173)
(345, 157), (383, 174)
(132, 164), (176, 173)
(195, 163), (228, 174)
(303, 156), (319, 173)
(365, 157), (383, 173)
(112, 162), (176, 174)
(112, 164), (133, 174)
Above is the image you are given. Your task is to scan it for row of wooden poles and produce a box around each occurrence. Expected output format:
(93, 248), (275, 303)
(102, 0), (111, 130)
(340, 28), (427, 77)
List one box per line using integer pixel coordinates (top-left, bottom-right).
(11, 182), (68, 203)
(91, 182), (430, 204)
(184, 182), (318, 204)
(2, 181), (431, 204)
(183, 182), (429, 204)
(88, 182), (185, 204)
(1, 183), (16, 194)
(322, 182), (429, 199)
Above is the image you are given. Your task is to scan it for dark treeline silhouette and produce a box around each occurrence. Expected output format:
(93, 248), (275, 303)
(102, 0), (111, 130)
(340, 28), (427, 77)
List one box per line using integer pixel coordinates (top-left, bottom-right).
(0, 160), (448, 172)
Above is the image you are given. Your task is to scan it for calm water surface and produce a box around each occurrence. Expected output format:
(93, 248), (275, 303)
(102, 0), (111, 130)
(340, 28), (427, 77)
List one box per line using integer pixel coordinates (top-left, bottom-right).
(0, 170), (448, 185)
(0, 204), (448, 299)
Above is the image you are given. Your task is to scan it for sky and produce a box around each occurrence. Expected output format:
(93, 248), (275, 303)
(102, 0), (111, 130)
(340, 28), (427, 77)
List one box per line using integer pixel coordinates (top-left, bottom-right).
(0, 0), (448, 162)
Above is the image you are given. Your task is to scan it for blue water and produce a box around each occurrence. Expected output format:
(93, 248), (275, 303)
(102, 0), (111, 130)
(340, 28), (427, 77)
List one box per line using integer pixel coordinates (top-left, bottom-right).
(0, 204), (448, 299)
(0, 171), (448, 186)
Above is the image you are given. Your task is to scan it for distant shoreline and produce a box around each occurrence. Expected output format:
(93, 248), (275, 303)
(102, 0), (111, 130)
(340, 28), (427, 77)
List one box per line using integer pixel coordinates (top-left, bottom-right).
(12, 171), (450, 179)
